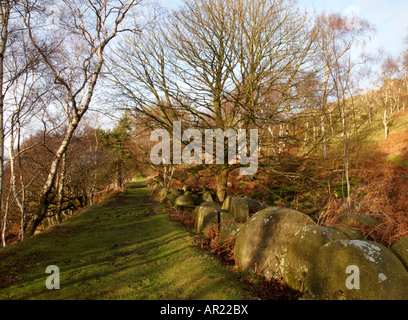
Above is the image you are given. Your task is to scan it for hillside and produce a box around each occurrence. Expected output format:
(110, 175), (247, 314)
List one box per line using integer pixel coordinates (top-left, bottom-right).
(346, 111), (408, 245)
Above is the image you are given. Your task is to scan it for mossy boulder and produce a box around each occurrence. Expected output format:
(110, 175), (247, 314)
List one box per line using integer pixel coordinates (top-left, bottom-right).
(202, 191), (214, 203)
(391, 237), (408, 271)
(304, 240), (408, 300)
(218, 222), (244, 244)
(234, 207), (315, 279)
(155, 187), (180, 205)
(221, 196), (265, 223)
(217, 211), (243, 243)
(190, 193), (203, 206)
(332, 226), (365, 240)
(220, 210), (235, 223)
(221, 196), (249, 223)
(174, 194), (196, 210)
(155, 187), (168, 202)
(182, 185), (192, 192)
(191, 206), (199, 219)
(282, 225), (348, 291)
(194, 202), (222, 234)
(243, 196), (266, 214)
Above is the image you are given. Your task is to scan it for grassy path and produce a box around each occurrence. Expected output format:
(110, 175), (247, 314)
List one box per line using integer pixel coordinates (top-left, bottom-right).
(0, 180), (253, 300)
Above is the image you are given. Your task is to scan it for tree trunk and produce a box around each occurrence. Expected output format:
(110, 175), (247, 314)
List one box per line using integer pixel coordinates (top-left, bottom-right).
(278, 123), (286, 154)
(329, 113), (335, 136)
(9, 125), (28, 240)
(115, 160), (122, 189)
(382, 109), (388, 140)
(0, 3), (11, 244)
(268, 126), (278, 158)
(321, 114), (327, 158)
(313, 122), (316, 145)
(25, 120), (80, 237)
(89, 129), (99, 205)
(321, 65), (330, 158)
(1, 195), (8, 247)
(339, 100), (351, 212)
(303, 120), (309, 148)
(55, 153), (67, 224)
(215, 165), (229, 202)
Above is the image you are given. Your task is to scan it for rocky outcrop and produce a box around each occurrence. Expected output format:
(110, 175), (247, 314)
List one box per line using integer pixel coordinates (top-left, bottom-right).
(331, 225), (365, 240)
(221, 196), (249, 223)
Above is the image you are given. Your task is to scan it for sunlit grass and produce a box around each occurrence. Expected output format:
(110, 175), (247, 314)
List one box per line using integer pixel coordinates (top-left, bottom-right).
(0, 181), (252, 300)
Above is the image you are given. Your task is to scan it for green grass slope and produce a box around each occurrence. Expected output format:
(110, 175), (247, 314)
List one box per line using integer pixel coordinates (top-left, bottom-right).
(355, 111), (408, 148)
(0, 180), (252, 300)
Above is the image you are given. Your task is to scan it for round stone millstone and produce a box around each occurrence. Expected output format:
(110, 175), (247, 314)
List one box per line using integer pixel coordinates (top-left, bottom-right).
(234, 207), (315, 279)
(282, 225), (348, 291)
(391, 236), (408, 271)
(304, 240), (408, 300)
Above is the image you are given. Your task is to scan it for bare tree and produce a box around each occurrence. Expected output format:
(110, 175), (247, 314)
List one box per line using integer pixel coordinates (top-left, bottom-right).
(108, 0), (317, 201)
(315, 13), (373, 212)
(0, 0), (16, 246)
(378, 54), (401, 139)
(21, 0), (139, 237)
(313, 13), (374, 159)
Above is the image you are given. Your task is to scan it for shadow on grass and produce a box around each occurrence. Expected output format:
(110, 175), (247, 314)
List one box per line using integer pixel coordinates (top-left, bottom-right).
(0, 181), (252, 300)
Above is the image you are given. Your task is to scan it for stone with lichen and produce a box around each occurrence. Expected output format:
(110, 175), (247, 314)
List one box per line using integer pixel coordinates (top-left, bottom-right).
(304, 240), (408, 300)
(234, 207), (315, 279)
(282, 225), (348, 291)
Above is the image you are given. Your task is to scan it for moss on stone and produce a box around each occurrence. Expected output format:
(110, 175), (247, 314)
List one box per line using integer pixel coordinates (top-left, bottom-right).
(391, 236), (408, 271)
(234, 207), (315, 279)
(304, 240), (408, 300)
(283, 225), (348, 291)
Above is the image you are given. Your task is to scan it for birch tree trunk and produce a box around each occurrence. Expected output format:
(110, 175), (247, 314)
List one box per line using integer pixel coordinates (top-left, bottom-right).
(338, 99), (351, 212)
(23, 0), (137, 238)
(320, 114), (327, 158)
(89, 129), (99, 206)
(0, 1), (11, 245)
(268, 126), (278, 158)
(303, 120), (309, 148)
(382, 109), (389, 140)
(9, 122), (28, 240)
(1, 191), (11, 247)
(55, 153), (67, 224)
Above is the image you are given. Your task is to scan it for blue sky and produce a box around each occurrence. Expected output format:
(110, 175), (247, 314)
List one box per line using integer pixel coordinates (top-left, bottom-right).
(297, 0), (408, 59)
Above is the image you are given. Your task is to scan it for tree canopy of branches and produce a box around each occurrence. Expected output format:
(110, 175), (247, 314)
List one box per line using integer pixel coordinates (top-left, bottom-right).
(108, 0), (319, 201)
